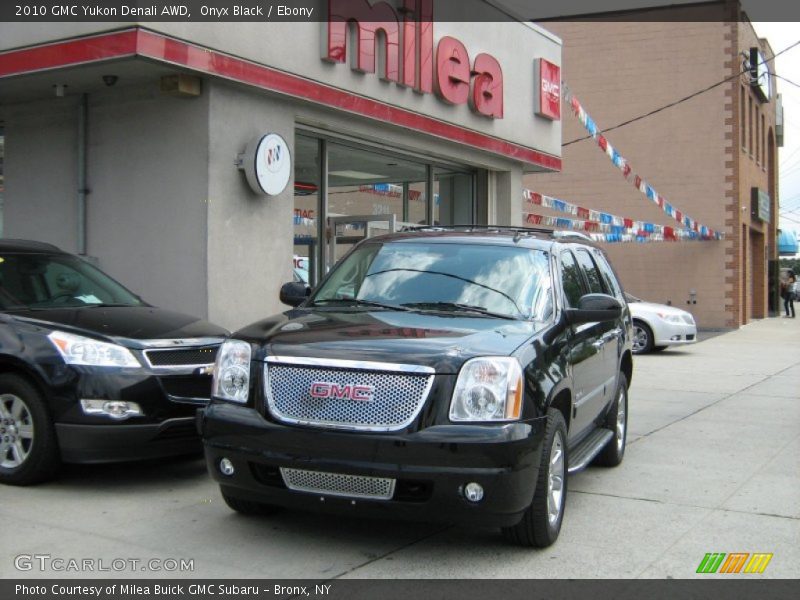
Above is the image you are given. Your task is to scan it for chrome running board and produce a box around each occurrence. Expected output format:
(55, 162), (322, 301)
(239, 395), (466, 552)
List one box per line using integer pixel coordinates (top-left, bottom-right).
(567, 428), (614, 474)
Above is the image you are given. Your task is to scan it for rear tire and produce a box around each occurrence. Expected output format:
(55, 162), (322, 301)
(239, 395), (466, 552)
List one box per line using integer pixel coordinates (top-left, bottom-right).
(594, 373), (628, 467)
(221, 489), (282, 516)
(632, 320), (654, 354)
(502, 408), (567, 548)
(0, 374), (60, 486)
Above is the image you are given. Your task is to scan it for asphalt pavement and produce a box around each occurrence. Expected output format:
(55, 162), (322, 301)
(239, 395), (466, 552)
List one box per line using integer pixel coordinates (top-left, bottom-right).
(1, 317), (798, 579)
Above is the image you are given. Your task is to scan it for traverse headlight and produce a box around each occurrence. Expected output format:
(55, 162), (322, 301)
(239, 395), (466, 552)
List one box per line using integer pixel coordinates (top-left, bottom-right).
(212, 340), (251, 404)
(449, 357), (524, 422)
(48, 331), (140, 368)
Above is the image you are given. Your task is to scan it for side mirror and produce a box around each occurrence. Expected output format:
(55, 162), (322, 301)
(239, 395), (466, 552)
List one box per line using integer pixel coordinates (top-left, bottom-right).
(279, 282), (311, 307)
(565, 293), (622, 325)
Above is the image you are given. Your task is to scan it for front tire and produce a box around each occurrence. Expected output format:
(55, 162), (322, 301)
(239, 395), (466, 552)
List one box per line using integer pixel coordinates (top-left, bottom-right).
(0, 374), (60, 486)
(502, 408), (567, 548)
(594, 373), (628, 467)
(632, 320), (654, 354)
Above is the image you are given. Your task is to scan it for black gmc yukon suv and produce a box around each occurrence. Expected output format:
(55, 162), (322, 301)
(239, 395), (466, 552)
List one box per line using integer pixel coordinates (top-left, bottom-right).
(200, 227), (633, 547)
(0, 240), (228, 485)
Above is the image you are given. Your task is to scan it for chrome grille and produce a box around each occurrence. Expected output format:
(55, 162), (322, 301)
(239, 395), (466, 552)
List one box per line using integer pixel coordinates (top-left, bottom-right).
(280, 468), (396, 500)
(264, 356), (434, 431)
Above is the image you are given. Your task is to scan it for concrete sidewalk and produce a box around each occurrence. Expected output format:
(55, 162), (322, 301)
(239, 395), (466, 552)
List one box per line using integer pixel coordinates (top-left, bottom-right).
(1, 318), (798, 579)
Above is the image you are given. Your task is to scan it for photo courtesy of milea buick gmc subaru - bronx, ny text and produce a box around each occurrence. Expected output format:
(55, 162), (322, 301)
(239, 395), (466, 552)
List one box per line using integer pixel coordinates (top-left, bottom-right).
(200, 226), (634, 547)
(0, 239), (228, 485)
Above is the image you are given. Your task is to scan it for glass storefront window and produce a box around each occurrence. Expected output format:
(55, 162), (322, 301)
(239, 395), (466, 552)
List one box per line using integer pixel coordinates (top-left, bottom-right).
(327, 141), (428, 261)
(293, 134), (320, 285)
(0, 123), (4, 236)
(434, 167), (474, 226)
(294, 131), (477, 280)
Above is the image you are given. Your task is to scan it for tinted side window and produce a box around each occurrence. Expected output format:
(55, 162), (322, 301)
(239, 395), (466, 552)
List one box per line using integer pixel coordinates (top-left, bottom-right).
(593, 251), (623, 300)
(560, 251), (584, 308)
(575, 249), (605, 295)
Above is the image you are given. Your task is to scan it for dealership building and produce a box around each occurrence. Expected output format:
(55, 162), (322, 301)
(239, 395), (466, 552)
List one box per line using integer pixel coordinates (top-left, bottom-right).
(0, 1), (783, 332)
(0, 2), (563, 330)
(529, 1), (782, 329)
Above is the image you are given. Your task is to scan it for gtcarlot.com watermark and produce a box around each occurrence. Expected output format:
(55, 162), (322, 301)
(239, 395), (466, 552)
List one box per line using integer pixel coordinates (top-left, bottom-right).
(14, 554), (194, 573)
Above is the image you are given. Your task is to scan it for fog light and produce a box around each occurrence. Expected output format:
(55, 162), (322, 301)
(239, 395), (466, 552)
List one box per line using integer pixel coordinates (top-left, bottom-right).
(219, 458), (235, 476)
(80, 399), (143, 420)
(464, 482), (484, 503)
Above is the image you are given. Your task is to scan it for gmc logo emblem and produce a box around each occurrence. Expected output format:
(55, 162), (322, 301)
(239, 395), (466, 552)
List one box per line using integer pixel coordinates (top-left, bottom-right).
(309, 382), (376, 402)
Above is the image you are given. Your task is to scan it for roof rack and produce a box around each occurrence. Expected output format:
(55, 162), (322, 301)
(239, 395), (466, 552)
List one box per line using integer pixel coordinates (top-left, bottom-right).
(551, 231), (594, 242)
(401, 224), (556, 236)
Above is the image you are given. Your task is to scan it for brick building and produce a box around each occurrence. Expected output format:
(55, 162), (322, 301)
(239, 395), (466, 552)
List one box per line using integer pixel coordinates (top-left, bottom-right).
(530, 1), (781, 329)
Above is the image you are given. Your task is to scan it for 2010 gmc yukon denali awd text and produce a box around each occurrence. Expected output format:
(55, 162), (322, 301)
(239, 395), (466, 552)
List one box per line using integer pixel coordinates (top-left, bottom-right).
(199, 227), (634, 547)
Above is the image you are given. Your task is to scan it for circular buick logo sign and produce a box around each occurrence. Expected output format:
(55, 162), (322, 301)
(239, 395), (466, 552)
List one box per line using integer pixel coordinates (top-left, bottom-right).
(254, 133), (291, 195)
(240, 133), (292, 196)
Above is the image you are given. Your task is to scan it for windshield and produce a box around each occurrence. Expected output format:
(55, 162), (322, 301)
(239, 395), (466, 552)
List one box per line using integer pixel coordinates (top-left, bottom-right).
(624, 292), (642, 303)
(311, 241), (553, 321)
(0, 253), (145, 310)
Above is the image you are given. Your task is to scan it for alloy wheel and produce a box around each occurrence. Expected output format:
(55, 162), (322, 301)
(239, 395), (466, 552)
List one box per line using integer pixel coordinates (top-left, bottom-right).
(616, 387), (627, 454)
(547, 431), (565, 526)
(0, 394), (34, 469)
(633, 324), (649, 353)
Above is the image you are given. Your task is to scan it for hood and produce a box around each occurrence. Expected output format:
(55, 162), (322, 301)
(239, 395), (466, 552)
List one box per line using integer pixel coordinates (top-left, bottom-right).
(8, 306), (229, 345)
(235, 309), (541, 373)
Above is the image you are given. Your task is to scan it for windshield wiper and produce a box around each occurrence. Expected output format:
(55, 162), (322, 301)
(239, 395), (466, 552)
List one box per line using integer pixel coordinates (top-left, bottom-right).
(402, 302), (519, 320)
(365, 268), (524, 315)
(310, 298), (411, 312)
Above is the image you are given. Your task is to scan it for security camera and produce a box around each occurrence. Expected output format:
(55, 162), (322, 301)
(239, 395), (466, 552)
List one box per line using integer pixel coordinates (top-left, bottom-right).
(102, 75), (118, 87)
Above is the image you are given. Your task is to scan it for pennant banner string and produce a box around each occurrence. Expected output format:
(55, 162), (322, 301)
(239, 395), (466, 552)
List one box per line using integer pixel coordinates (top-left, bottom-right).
(524, 190), (694, 241)
(562, 83), (723, 241)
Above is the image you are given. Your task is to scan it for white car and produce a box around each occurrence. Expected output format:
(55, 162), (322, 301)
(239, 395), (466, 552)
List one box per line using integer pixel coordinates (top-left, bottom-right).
(625, 293), (697, 354)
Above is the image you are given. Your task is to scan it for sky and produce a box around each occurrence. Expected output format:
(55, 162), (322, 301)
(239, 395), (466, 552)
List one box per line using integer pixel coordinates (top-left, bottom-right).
(753, 22), (800, 250)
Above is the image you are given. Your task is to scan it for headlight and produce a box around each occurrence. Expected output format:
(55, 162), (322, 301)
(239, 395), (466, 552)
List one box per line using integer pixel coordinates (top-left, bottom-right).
(211, 339), (251, 404)
(657, 312), (685, 324)
(449, 357), (523, 422)
(48, 331), (140, 368)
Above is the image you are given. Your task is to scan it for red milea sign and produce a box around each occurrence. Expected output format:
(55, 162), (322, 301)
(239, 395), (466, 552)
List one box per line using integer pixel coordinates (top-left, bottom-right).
(535, 58), (561, 121)
(323, 0), (503, 119)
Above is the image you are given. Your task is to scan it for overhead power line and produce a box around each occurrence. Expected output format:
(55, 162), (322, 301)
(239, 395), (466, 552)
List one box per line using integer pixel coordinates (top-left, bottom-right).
(772, 73), (800, 90)
(563, 39), (800, 147)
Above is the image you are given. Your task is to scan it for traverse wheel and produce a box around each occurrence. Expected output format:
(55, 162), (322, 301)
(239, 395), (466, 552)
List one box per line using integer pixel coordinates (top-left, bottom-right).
(0, 374), (60, 486)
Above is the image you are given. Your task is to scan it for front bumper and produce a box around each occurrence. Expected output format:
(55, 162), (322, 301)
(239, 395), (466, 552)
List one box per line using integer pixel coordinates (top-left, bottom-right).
(200, 402), (546, 528)
(651, 320), (697, 346)
(56, 417), (201, 463)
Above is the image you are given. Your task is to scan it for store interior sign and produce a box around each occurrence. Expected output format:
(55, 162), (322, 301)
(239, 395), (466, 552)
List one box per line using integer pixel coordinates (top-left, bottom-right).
(238, 134), (292, 196)
(749, 47), (771, 103)
(323, 0), (503, 119)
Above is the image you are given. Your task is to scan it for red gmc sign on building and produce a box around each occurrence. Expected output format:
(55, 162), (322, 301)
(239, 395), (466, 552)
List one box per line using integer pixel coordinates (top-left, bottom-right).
(323, 0), (504, 119)
(534, 58), (561, 121)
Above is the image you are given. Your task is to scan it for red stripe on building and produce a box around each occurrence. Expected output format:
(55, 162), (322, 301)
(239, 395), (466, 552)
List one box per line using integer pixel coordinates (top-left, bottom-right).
(0, 28), (561, 171)
(0, 30), (138, 76)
